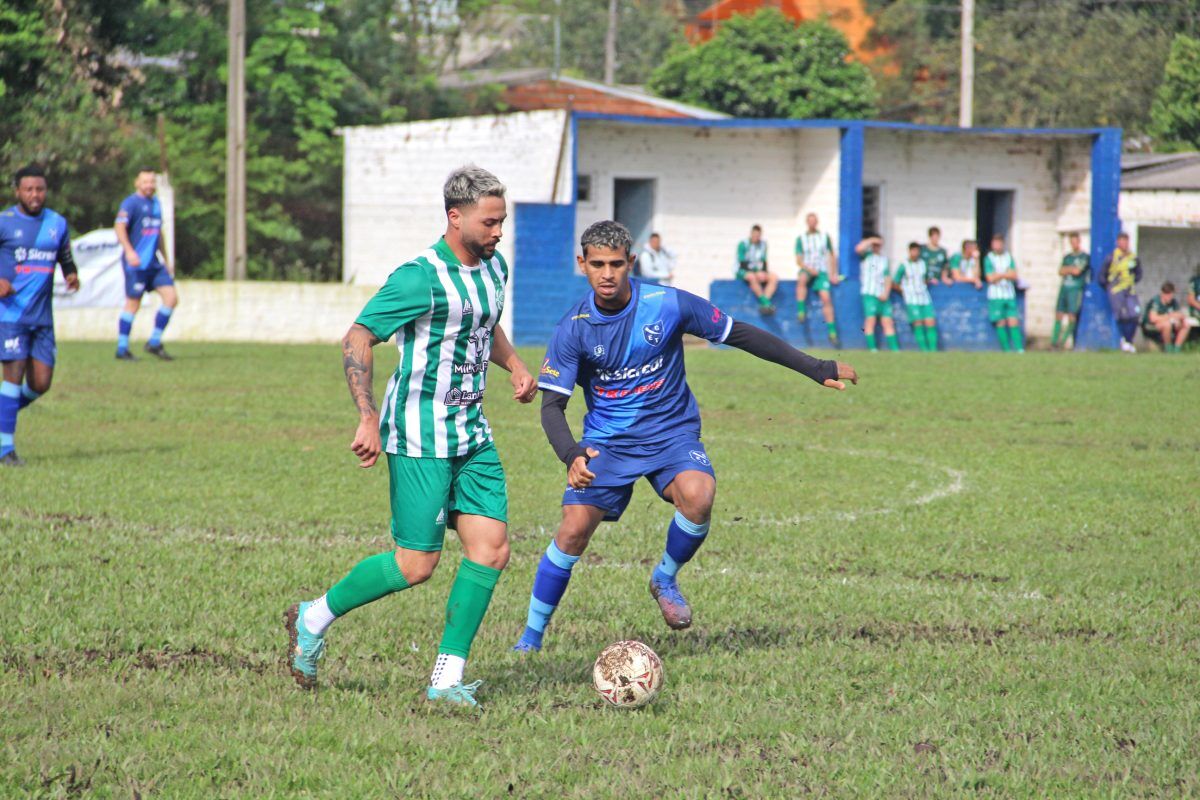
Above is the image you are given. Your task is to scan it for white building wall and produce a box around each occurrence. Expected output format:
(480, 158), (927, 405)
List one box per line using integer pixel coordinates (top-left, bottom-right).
(863, 130), (1093, 336)
(1120, 190), (1200, 229)
(341, 110), (572, 336)
(576, 121), (841, 301)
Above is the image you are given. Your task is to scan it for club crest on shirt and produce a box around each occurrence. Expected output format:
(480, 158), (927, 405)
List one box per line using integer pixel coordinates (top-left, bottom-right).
(593, 344), (605, 358)
(689, 450), (711, 467)
(642, 321), (663, 347)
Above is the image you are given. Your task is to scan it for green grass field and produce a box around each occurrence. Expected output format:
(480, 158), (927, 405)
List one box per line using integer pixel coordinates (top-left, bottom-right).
(2, 342), (1198, 798)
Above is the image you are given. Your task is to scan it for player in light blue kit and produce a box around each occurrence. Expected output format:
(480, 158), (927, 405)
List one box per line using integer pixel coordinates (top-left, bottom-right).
(114, 169), (178, 361)
(513, 221), (857, 651)
(0, 165), (80, 466)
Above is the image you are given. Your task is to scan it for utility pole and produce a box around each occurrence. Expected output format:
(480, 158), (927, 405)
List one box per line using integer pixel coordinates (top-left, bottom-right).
(552, 0), (562, 79)
(959, 0), (974, 128)
(603, 0), (617, 85)
(225, 0), (247, 280)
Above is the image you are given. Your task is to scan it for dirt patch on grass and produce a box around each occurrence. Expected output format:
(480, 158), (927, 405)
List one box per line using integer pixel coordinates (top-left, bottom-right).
(3, 645), (271, 678)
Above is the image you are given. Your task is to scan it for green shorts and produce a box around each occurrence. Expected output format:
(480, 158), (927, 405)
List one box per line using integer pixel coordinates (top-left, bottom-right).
(861, 295), (892, 319)
(803, 272), (831, 292)
(1056, 286), (1083, 315)
(386, 443), (508, 551)
(988, 297), (1020, 323)
(906, 303), (935, 322)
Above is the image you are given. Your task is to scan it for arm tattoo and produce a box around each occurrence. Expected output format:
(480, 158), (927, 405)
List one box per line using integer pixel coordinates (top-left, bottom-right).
(342, 327), (380, 417)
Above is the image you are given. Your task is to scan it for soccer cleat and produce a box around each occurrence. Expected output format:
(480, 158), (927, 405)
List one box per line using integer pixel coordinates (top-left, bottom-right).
(284, 601), (326, 690)
(144, 343), (174, 361)
(512, 640), (541, 653)
(0, 450), (26, 467)
(115, 350), (137, 361)
(758, 304), (776, 317)
(649, 574), (693, 630)
(426, 680), (483, 708)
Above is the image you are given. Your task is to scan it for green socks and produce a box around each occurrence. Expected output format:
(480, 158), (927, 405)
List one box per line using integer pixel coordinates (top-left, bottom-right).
(796, 301), (806, 320)
(913, 325), (939, 352)
(326, 551), (411, 617)
(758, 295), (771, 308)
(1052, 319), (1062, 346)
(438, 558), (502, 659)
(867, 331), (878, 351)
(826, 322), (838, 340)
(1065, 319), (1076, 344)
(996, 325), (1011, 352)
(886, 334), (899, 352)
(1011, 326), (1025, 352)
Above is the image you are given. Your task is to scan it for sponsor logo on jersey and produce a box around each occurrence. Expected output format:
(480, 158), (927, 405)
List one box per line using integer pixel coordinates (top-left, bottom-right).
(540, 358), (560, 378)
(13, 247), (57, 265)
(712, 307), (724, 324)
(452, 361), (488, 375)
(689, 450), (710, 466)
(444, 386), (484, 406)
(643, 290), (666, 299)
(642, 320), (663, 346)
(595, 355), (664, 383)
(571, 313), (590, 320)
(593, 376), (665, 399)
(436, 508), (446, 524)
(461, 298), (473, 317)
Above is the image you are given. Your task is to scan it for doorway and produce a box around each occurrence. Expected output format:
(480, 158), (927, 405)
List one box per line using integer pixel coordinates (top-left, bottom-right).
(977, 189), (1014, 249)
(613, 178), (656, 250)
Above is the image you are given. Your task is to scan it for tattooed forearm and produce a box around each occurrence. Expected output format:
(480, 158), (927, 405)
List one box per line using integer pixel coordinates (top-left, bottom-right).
(342, 324), (381, 418)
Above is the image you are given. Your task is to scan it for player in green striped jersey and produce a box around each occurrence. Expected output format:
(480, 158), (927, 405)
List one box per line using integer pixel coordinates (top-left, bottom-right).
(283, 166), (537, 708)
(1051, 232), (1090, 349)
(893, 242), (940, 351)
(854, 235), (899, 352)
(983, 233), (1024, 353)
(794, 212), (841, 342)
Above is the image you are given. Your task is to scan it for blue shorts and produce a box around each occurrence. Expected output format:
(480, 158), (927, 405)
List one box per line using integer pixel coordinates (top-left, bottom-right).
(124, 265), (174, 299)
(562, 437), (716, 521)
(0, 323), (56, 367)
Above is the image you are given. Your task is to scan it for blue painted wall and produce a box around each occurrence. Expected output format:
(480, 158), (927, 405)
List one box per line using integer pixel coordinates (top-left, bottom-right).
(512, 202), (587, 346)
(709, 279), (1024, 351)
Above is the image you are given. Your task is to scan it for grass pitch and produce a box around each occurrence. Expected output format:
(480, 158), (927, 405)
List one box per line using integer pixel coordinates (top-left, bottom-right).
(2, 342), (1198, 797)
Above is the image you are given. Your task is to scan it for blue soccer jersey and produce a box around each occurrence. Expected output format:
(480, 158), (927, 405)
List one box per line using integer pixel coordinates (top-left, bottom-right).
(115, 192), (163, 269)
(538, 280), (733, 448)
(0, 205), (72, 326)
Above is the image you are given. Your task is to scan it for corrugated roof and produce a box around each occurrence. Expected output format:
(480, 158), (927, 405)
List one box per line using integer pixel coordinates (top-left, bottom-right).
(1121, 152), (1200, 191)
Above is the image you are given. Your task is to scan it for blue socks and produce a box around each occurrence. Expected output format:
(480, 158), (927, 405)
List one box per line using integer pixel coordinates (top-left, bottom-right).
(0, 381), (21, 456)
(117, 311), (135, 353)
(652, 511), (711, 584)
(149, 306), (173, 346)
(18, 383), (40, 410)
(518, 541), (580, 650)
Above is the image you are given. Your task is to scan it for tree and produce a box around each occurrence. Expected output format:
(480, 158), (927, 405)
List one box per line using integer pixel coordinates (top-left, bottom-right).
(647, 9), (878, 119)
(1150, 34), (1200, 150)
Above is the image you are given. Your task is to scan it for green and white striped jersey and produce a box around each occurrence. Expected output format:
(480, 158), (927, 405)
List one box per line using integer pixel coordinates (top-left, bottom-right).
(355, 238), (508, 459)
(984, 252), (1017, 300)
(859, 252), (891, 296)
(893, 259), (932, 305)
(795, 231), (833, 272)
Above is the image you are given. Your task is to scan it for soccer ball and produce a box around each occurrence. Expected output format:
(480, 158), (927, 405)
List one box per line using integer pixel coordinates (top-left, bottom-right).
(592, 640), (664, 709)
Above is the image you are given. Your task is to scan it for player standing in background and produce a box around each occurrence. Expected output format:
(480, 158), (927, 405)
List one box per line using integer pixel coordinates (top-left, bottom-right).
(283, 166), (537, 708)
(736, 225), (776, 315)
(893, 242), (939, 352)
(114, 169), (177, 361)
(1099, 233), (1142, 354)
(794, 212), (841, 344)
(855, 236), (898, 352)
(637, 233), (675, 287)
(0, 166), (80, 467)
(1051, 232), (1090, 350)
(950, 239), (982, 288)
(512, 220), (856, 652)
(983, 234), (1024, 353)
(921, 226), (950, 286)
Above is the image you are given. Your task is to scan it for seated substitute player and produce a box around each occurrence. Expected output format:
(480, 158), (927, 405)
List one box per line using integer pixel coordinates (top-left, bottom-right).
(283, 166), (537, 708)
(921, 226), (951, 286)
(950, 239), (982, 289)
(794, 212), (841, 343)
(1051, 232), (1090, 350)
(512, 221), (856, 652)
(854, 235), (899, 352)
(984, 234), (1025, 353)
(893, 242), (940, 352)
(1141, 282), (1189, 353)
(0, 165), (80, 467)
(736, 224), (777, 316)
(114, 169), (178, 361)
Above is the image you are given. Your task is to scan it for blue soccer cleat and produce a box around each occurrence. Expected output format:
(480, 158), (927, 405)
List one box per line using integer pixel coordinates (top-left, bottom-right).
(284, 601), (326, 690)
(649, 571), (693, 630)
(426, 680), (483, 708)
(512, 626), (543, 653)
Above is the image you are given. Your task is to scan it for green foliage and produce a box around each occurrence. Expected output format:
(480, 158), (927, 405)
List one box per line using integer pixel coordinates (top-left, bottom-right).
(648, 9), (878, 119)
(2, 344), (1199, 795)
(1150, 34), (1200, 150)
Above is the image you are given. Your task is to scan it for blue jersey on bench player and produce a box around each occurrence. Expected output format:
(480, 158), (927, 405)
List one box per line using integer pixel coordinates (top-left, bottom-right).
(537, 279), (733, 519)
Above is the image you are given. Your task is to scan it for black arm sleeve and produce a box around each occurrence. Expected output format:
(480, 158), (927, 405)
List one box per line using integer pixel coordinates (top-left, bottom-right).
(541, 390), (589, 466)
(58, 240), (78, 278)
(723, 320), (839, 385)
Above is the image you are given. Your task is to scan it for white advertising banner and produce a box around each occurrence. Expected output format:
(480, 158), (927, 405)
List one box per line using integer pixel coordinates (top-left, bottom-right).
(53, 229), (126, 309)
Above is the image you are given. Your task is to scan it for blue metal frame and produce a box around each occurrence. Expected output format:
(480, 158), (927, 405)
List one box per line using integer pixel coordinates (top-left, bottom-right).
(838, 125), (865, 282)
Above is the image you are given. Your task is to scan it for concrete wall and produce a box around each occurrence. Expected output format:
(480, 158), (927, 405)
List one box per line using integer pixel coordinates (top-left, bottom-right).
(575, 121), (842, 302)
(54, 280), (377, 344)
(863, 130), (1092, 336)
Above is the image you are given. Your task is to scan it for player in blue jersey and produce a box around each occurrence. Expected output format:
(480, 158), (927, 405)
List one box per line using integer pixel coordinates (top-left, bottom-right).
(114, 169), (177, 360)
(0, 165), (80, 466)
(512, 221), (857, 651)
